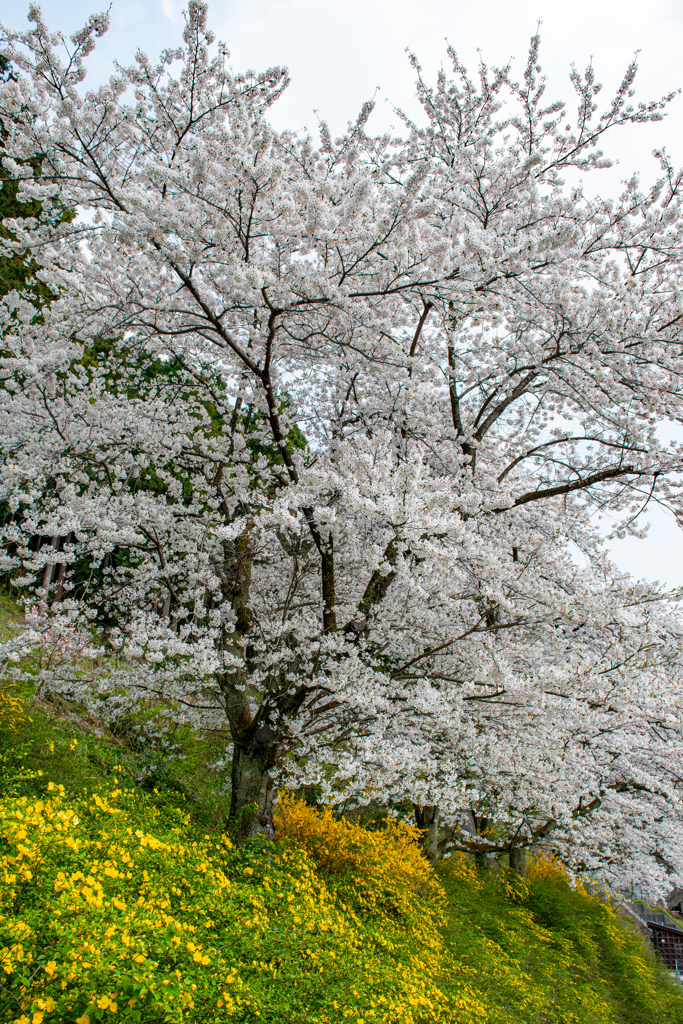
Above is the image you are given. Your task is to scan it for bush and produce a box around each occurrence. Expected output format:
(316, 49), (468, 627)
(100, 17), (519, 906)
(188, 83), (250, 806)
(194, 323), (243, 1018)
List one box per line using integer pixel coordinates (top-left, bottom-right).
(274, 794), (440, 914)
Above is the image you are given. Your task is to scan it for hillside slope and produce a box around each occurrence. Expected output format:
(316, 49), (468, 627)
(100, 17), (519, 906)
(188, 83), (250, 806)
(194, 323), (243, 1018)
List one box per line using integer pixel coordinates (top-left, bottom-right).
(1, 687), (683, 1024)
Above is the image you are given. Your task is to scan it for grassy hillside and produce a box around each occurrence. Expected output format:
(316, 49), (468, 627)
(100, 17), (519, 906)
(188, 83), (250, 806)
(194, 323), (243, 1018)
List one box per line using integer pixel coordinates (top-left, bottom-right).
(1, 685), (683, 1024)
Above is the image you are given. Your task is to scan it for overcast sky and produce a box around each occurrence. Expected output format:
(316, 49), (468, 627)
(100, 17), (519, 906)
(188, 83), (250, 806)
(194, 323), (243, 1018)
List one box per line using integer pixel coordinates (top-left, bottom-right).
(5, 0), (683, 587)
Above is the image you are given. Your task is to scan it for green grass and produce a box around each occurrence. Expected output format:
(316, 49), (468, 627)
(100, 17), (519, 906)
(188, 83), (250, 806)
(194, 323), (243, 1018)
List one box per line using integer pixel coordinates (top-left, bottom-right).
(0, 676), (233, 831)
(0, 590), (23, 639)
(0, 584), (233, 831)
(2, 688), (683, 1023)
(436, 854), (683, 1023)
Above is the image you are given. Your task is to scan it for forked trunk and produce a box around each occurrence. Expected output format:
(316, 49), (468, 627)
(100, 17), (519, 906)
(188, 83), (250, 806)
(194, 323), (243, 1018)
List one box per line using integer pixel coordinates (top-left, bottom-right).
(228, 725), (279, 844)
(413, 803), (440, 863)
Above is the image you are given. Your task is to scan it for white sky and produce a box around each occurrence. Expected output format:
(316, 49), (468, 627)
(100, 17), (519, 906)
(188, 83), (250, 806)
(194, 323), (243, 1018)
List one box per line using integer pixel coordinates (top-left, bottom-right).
(5, 0), (683, 587)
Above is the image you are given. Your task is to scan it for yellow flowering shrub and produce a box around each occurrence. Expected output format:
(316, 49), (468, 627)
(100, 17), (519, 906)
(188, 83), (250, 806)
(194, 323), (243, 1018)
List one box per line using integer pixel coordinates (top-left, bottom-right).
(0, 782), (458, 1024)
(274, 796), (465, 1022)
(275, 795), (428, 877)
(526, 851), (572, 886)
(275, 795), (441, 915)
(0, 683), (24, 735)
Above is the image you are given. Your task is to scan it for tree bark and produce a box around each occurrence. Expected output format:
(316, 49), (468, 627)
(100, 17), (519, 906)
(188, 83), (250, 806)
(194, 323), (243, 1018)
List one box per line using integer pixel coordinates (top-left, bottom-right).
(54, 532), (72, 601)
(42, 535), (59, 591)
(473, 814), (489, 870)
(228, 723), (279, 844)
(509, 847), (526, 875)
(413, 803), (440, 863)
(320, 535), (337, 633)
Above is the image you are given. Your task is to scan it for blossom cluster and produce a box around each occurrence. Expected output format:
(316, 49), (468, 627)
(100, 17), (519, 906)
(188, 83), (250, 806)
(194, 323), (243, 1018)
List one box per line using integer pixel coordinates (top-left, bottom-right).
(1, 1), (683, 882)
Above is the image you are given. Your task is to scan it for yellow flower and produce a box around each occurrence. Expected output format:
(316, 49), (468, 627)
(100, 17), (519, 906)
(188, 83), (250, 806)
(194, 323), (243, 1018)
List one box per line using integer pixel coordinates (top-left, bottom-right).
(75, 1015), (90, 1024)
(96, 996), (114, 1010)
(32, 1013), (44, 1024)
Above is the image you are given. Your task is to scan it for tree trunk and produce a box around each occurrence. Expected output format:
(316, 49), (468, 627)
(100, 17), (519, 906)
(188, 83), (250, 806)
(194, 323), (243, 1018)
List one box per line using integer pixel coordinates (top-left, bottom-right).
(228, 723), (279, 844)
(473, 814), (489, 870)
(54, 561), (67, 601)
(42, 535), (59, 591)
(54, 532), (72, 601)
(413, 803), (440, 863)
(473, 848), (488, 870)
(509, 847), (526, 875)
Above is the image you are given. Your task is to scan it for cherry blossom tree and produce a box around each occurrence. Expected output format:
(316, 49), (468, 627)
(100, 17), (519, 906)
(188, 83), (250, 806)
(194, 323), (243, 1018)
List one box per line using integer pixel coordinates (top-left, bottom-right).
(2, 2), (683, 872)
(292, 539), (683, 886)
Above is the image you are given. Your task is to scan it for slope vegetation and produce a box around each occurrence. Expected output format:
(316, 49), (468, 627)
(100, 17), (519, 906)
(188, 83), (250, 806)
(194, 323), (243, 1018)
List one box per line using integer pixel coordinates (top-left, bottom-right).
(1, 685), (682, 1024)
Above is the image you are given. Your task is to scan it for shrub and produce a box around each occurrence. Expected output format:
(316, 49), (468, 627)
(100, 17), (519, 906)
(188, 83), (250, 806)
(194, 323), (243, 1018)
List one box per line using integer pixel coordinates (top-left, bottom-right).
(274, 795), (439, 912)
(0, 682), (24, 735)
